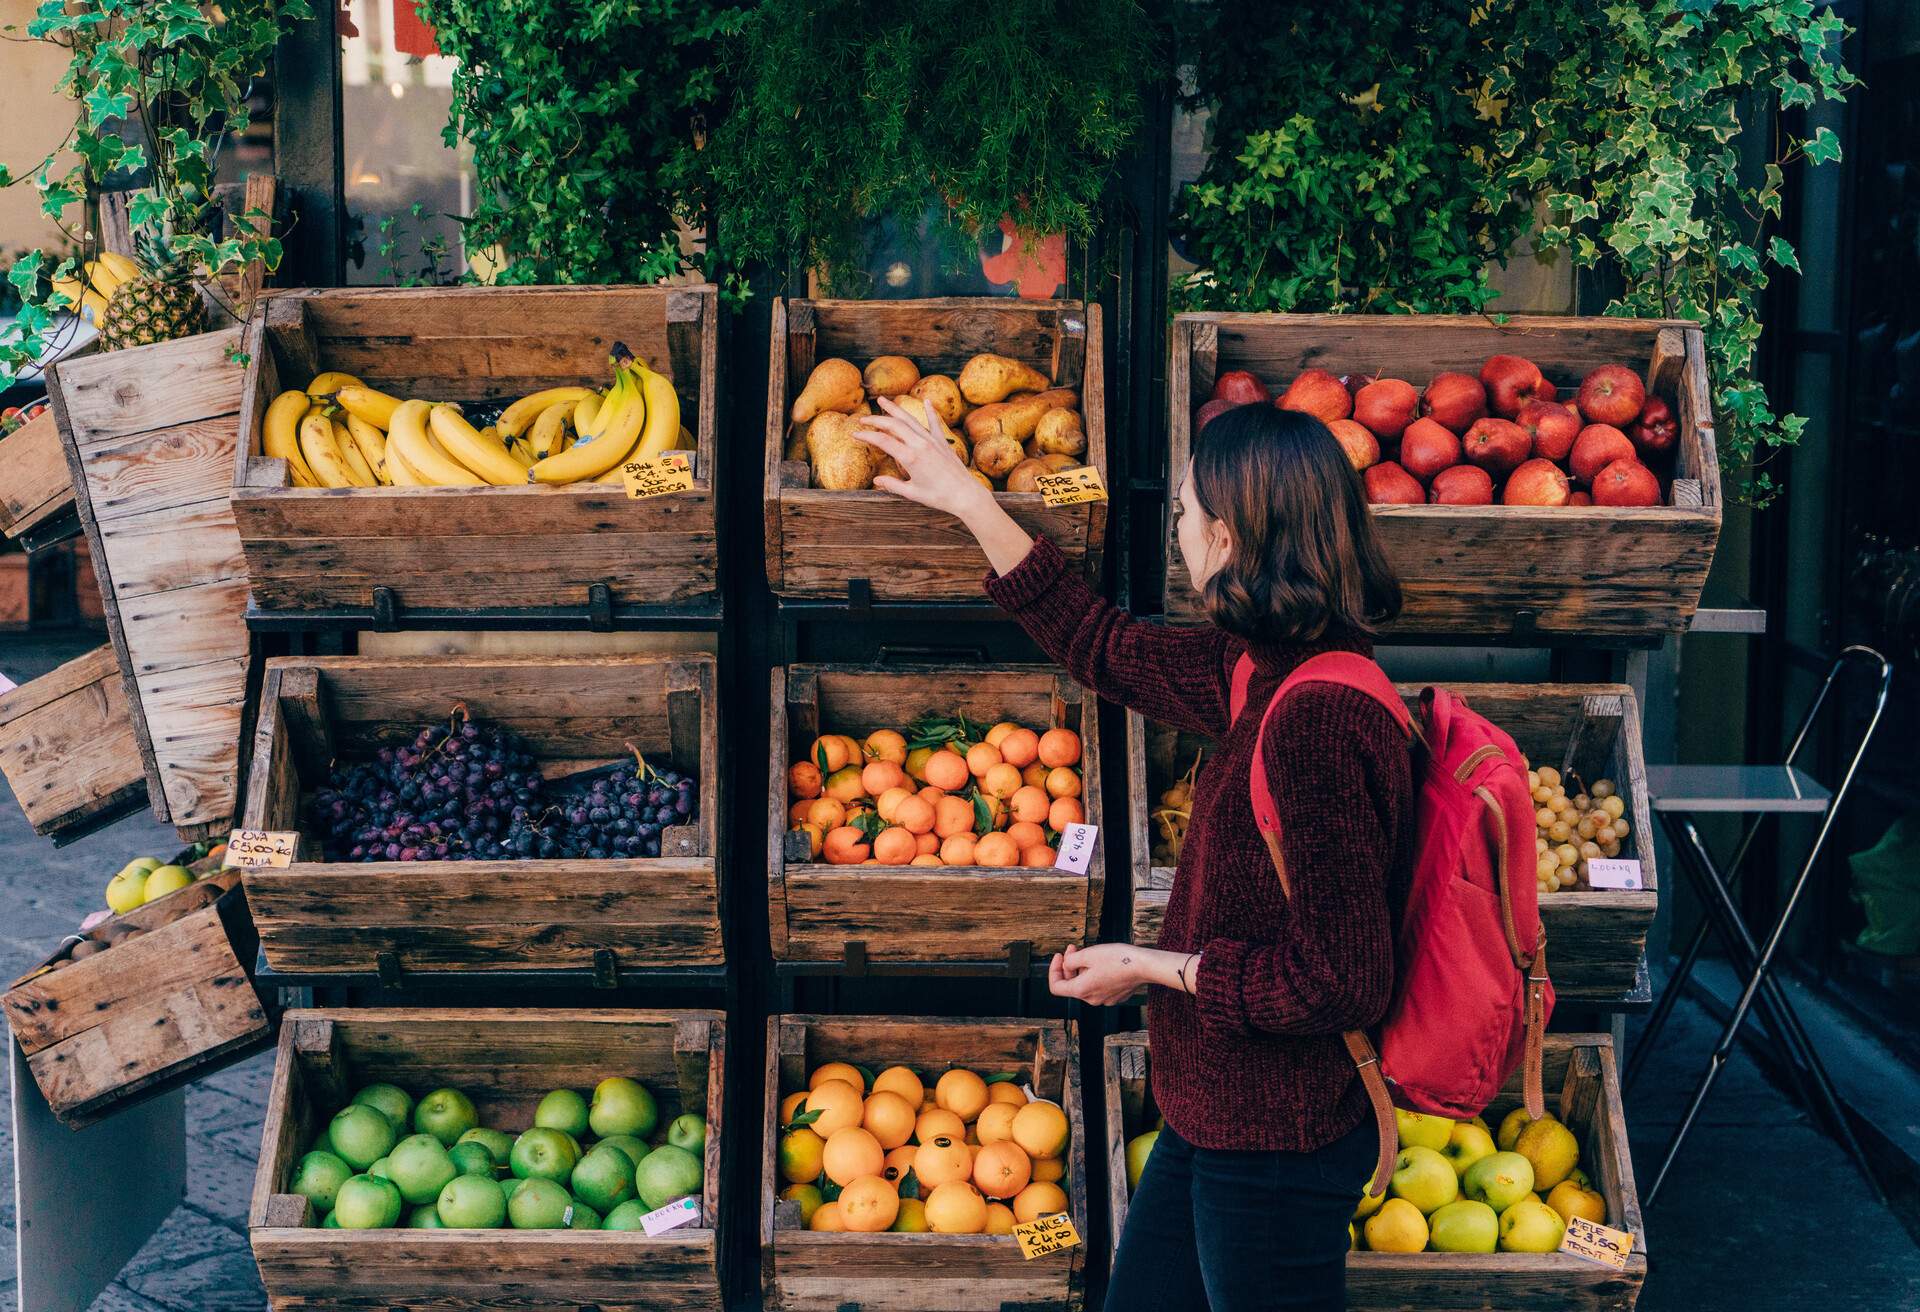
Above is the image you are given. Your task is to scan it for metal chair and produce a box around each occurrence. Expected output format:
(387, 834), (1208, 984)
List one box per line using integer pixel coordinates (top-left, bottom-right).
(1629, 644), (1893, 1207)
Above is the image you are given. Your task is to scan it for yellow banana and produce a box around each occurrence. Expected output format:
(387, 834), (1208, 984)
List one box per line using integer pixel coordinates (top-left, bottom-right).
(308, 371), (364, 398)
(429, 404), (525, 485)
(80, 289), (110, 324)
(385, 437), (423, 486)
(388, 399), (483, 486)
(530, 366), (645, 484)
(332, 419), (376, 486)
(95, 252), (138, 288)
(497, 386), (595, 439)
(575, 390), (607, 439)
(345, 414), (389, 483)
(83, 259), (123, 298)
(298, 412), (357, 488)
(505, 437), (535, 470)
(629, 364), (681, 462)
(331, 385), (403, 430)
(528, 400), (576, 458)
(677, 424), (695, 451)
(264, 390), (321, 487)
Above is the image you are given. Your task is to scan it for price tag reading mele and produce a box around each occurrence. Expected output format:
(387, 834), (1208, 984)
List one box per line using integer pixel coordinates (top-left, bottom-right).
(1034, 465), (1107, 507)
(1559, 1215), (1633, 1269)
(224, 829), (298, 868)
(622, 451), (696, 499)
(1585, 857), (1643, 890)
(1012, 1212), (1081, 1260)
(1051, 823), (1099, 874)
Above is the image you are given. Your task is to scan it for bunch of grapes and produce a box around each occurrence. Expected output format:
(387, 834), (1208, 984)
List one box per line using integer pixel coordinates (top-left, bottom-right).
(534, 758), (696, 860)
(1528, 766), (1629, 894)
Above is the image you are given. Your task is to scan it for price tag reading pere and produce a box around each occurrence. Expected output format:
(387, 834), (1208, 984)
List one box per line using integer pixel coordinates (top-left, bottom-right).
(1012, 1213), (1082, 1260)
(622, 451), (696, 499)
(640, 1196), (701, 1236)
(1559, 1215), (1634, 1270)
(1585, 857), (1643, 891)
(1051, 823), (1099, 874)
(1034, 465), (1107, 507)
(224, 829), (298, 869)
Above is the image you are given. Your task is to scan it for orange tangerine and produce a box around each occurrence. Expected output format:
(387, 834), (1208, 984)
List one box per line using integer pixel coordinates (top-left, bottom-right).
(874, 786), (913, 822)
(1012, 1181), (1069, 1224)
(1010, 785), (1051, 824)
(1023, 763), (1050, 789)
(894, 795), (937, 835)
(909, 854), (943, 867)
(1038, 728), (1082, 768)
(891, 1197), (928, 1232)
(822, 1126), (885, 1186)
(1031, 1155), (1065, 1184)
(932, 795), (975, 837)
(915, 1107), (965, 1144)
(936, 1069), (991, 1122)
(915, 830), (940, 855)
(903, 746), (935, 782)
(824, 765), (866, 803)
(972, 1141), (1032, 1199)
(924, 1181), (988, 1234)
(984, 721), (1020, 748)
(874, 1066), (924, 1106)
(811, 1061), (865, 1089)
(1048, 797), (1085, 830)
(983, 762), (1023, 799)
(988, 1081), (1028, 1107)
(805, 798), (846, 830)
(861, 1091), (918, 1150)
(809, 736), (855, 773)
(965, 742), (1003, 777)
(1006, 820), (1047, 850)
(1022, 844), (1058, 868)
(789, 798), (816, 825)
(808, 1200), (845, 1231)
(882, 1145), (918, 1185)
(780, 1090), (811, 1123)
(795, 822), (824, 859)
(1044, 767), (1082, 800)
(998, 728), (1041, 768)
(914, 1135), (972, 1188)
(862, 760), (908, 796)
(917, 783), (946, 803)
(1011, 1101), (1069, 1160)
(973, 832), (1020, 867)
(864, 729), (907, 765)
(923, 751), (970, 791)
(788, 761), (823, 799)
(780, 1182), (823, 1225)
(939, 833), (978, 866)
(975, 1102), (1019, 1145)
(839, 1175), (901, 1232)
(806, 1079), (865, 1135)
(872, 826), (917, 865)
(822, 826), (869, 864)
(984, 1202), (1016, 1235)
(778, 1126), (825, 1184)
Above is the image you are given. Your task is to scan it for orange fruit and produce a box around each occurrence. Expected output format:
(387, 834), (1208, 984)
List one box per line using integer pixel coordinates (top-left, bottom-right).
(915, 830), (940, 855)
(810, 736), (855, 773)
(822, 1126), (885, 1186)
(984, 721), (1020, 748)
(972, 1141), (1033, 1199)
(874, 1066), (924, 1106)
(904, 746), (935, 783)
(839, 1175), (901, 1232)
(936, 1069), (990, 1122)
(932, 794), (975, 838)
(915, 1107), (965, 1145)
(1011, 1101), (1069, 1160)
(1031, 1155), (1065, 1184)
(864, 729), (907, 765)
(1009, 785), (1051, 824)
(874, 786), (913, 822)
(1012, 1181), (1069, 1224)
(780, 1182), (824, 1225)
(939, 833), (978, 866)
(1038, 728), (1081, 768)
(1021, 844), (1058, 868)
(778, 1126), (826, 1184)
(872, 826), (917, 865)
(811, 1061), (864, 1089)
(1048, 797), (1085, 830)
(788, 761), (823, 799)
(825, 765), (866, 803)
(965, 742), (1003, 777)
(795, 822), (824, 859)
(893, 795), (936, 835)
(923, 1181), (989, 1234)
(789, 798), (816, 825)
(780, 1089), (811, 1123)
(861, 1090), (918, 1150)
(983, 762), (1023, 799)
(805, 798), (846, 831)
(988, 1082), (1028, 1107)
(984, 1202), (1016, 1235)
(1044, 767), (1081, 800)
(882, 1144), (918, 1185)
(909, 854), (943, 867)
(973, 832), (1020, 867)
(913, 1135), (972, 1188)
(1006, 820), (1047, 850)
(998, 728), (1040, 768)
(924, 751), (970, 791)
(917, 783), (946, 804)
(891, 1197), (928, 1232)
(822, 826), (869, 865)
(975, 1102), (1019, 1145)
(806, 1079), (865, 1135)
(808, 1200), (845, 1231)
(1022, 763), (1049, 789)
(862, 760), (908, 796)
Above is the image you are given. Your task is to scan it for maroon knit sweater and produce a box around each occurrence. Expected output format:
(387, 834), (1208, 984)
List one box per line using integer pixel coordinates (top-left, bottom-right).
(986, 537), (1414, 1152)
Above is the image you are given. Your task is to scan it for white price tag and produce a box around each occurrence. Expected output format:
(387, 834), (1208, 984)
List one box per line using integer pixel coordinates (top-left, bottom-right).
(224, 829), (299, 868)
(640, 1196), (700, 1236)
(1051, 823), (1098, 874)
(1585, 858), (1642, 890)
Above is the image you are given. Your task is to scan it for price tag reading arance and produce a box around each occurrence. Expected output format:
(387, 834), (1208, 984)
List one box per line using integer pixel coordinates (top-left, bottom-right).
(622, 451), (696, 499)
(1012, 1212), (1081, 1260)
(1034, 465), (1107, 507)
(224, 829), (298, 869)
(1051, 822), (1099, 874)
(1559, 1215), (1634, 1270)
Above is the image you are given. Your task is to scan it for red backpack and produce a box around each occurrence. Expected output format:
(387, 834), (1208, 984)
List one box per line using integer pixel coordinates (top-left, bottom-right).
(1230, 651), (1552, 1196)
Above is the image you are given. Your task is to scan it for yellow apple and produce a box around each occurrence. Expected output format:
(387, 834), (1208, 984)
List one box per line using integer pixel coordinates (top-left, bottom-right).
(1498, 1195), (1566, 1252)
(1352, 1183), (1386, 1221)
(1515, 1118), (1580, 1191)
(1395, 1108), (1455, 1152)
(1440, 1121), (1496, 1179)
(1496, 1106), (1542, 1152)
(1362, 1197), (1428, 1253)
(1463, 1150), (1535, 1212)
(1427, 1199), (1499, 1253)
(1546, 1180), (1606, 1225)
(1388, 1145), (1458, 1215)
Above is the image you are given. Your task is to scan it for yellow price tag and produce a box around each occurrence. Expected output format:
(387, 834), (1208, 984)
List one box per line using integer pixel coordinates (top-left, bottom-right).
(1559, 1215), (1633, 1269)
(1034, 465), (1107, 507)
(1012, 1213), (1081, 1260)
(622, 451), (696, 499)
(224, 829), (299, 869)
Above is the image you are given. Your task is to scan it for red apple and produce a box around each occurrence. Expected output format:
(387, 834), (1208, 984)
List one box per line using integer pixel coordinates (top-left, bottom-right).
(1278, 368), (1352, 424)
(1341, 372), (1376, 398)
(1570, 423), (1637, 483)
(1591, 458), (1662, 507)
(1503, 458), (1571, 506)
(1363, 461), (1425, 505)
(1515, 399), (1581, 463)
(1212, 370), (1271, 406)
(1399, 417), (1461, 483)
(1568, 491), (1593, 506)
(1422, 372), (1488, 433)
(1480, 354), (1554, 417)
(1629, 395), (1678, 459)
(1429, 464), (1495, 505)
(1461, 418), (1532, 476)
(1576, 364), (1646, 427)
(1194, 398), (1238, 433)
(1326, 419), (1380, 472)
(1354, 378), (1419, 441)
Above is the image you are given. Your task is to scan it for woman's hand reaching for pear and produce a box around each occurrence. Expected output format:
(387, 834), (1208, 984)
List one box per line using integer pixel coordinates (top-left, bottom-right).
(855, 397), (1034, 575)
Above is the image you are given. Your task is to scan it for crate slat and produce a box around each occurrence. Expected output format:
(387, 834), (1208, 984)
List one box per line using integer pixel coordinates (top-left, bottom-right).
(0, 643), (147, 836)
(0, 410), (75, 540)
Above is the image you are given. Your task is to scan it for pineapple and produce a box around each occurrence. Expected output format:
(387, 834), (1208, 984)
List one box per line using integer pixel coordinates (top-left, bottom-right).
(96, 232), (206, 351)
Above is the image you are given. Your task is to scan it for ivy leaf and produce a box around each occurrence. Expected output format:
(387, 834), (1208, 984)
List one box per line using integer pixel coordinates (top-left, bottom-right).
(128, 188), (170, 231)
(1767, 236), (1800, 274)
(83, 83), (133, 126)
(1803, 126), (1841, 165)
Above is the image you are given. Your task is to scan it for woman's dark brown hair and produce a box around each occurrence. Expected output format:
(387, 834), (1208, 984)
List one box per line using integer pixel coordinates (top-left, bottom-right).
(1188, 404), (1402, 644)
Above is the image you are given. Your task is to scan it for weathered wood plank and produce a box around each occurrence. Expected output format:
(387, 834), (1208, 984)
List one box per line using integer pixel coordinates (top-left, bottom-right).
(0, 644), (147, 835)
(0, 410), (75, 539)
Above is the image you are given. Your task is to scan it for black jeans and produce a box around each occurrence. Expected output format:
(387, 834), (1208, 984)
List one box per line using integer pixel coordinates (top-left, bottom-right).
(1106, 1118), (1377, 1312)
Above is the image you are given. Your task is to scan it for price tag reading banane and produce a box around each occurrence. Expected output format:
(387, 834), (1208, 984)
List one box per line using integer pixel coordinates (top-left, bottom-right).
(224, 829), (298, 868)
(1012, 1213), (1082, 1260)
(1034, 465), (1107, 507)
(1559, 1215), (1633, 1270)
(622, 451), (696, 499)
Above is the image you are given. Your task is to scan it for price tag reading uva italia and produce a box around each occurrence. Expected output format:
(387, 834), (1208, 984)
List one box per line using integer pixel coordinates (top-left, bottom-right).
(1034, 465), (1107, 507)
(1051, 823), (1098, 874)
(1559, 1215), (1634, 1270)
(223, 829), (298, 868)
(1012, 1212), (1082, 1260)
(622, 451), (696, 499)
(1584, 857), (1643, 891)
(639, 1196), (701, 1236)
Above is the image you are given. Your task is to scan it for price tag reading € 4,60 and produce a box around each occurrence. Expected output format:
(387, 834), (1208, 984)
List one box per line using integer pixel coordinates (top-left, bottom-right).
(224, 829), (298, 869)
(1559, 1215), (1634, 1270)
(622, 451), (696, 499)
(1012, 1212), (1082, 1260)
(1034, 465), (1107, 507)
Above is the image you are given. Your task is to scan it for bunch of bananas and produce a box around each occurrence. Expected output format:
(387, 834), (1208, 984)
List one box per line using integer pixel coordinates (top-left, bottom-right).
(51, 252), (141, 325)
(261, 342), (690, 489)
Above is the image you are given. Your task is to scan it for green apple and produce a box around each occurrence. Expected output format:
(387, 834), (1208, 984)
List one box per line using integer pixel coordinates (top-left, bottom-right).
(104, 866), (148, 914)
(666, 1114), (707, 1155)
(597, 1134), (652, 1171)
(140, 865), (193, 902)
(571, 1143), (637, 1214)
(588, 1076), (658, 1139)
(1125, 1130), (1158, 1191)
(1463, 1151), (1535, 1212)
(1496, 1106), (1539, 1152)
(1498, 1195), (1567, 1252)
(333, 1174), (404, 1229)
(534, 1088), (590, 1138)
(1388, 1145), (1458, 1215)
(407, 1203), (445, 1228)
(386, 1133), (458, 1205)
(566, 1198), (602, 1230)
(510, 1126), (581, 1182)
(436, 1174), (508, 1229)
(369, 1157), (392, 1180)
(603, 1199), (651, 1232)
(321, 1210), (341, 1228)
(507, 1176), (572, 1229)
(290, 1149), (353, 1214)
(327, 1104), (398, 1171)
(1427, 1199), (1498, 1253)
(351, 1083), (414, 1129)
(449, 1142), (496, 1177)
(1394, 1108), (1455, 1153)
(1440, 1120), (1497, 1179)
(414, 1088), (479, 1146)
(457, 1127), (515, 1169)
(129, 856), (163, 874)
(633, 1143), (703, 1211)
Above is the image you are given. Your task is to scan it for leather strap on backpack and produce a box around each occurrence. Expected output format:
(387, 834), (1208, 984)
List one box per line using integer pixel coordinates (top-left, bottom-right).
(1522, 941), (1549, 1120)
(1345, 1030), (1399, 1199)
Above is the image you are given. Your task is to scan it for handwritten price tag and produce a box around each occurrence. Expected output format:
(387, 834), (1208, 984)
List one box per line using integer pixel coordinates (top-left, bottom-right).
(1012, 1212), (1081, 1260)
(1051, 823), (1099, 874)
(1585, 858), (1643, 891)
(223, 829), (298, 869)
(622, 451), (696, 499)
(640, 1196), (701, 1236)
(1034, 465), (1107, 507)
(1559, 1215), (1634, 1269)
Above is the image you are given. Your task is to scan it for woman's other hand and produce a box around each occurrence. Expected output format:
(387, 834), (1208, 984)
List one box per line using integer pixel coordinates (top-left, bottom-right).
(1049, 943), (1146, 1006)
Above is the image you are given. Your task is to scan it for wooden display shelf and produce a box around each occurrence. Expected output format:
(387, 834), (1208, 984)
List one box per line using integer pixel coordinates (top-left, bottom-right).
(0, 410), (74, 543)
(0, 643), (148, 838)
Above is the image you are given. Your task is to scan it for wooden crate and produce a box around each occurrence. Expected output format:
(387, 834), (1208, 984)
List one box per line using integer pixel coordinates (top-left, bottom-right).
(769, 664), (1103, 965)
(2, 867), (269, 1128)
(250, 1008), (725, 1311)
(229, 284), (720, 619)
(764, 297), (1108, 600)
(0, 410), (74, 542)
(762, 1014), (1089, 1312)
(47, 324), (256, 835)
(241, 653), (723, 978)
(1126, 683), (1655, 1001)
(1164, 314), (1720, 637)
(0, 643), (147, 836)
(1103, 1031), (1646, 1311)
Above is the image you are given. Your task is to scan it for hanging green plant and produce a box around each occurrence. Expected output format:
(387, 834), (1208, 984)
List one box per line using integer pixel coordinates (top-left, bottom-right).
(705, 0), (1153, 293)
